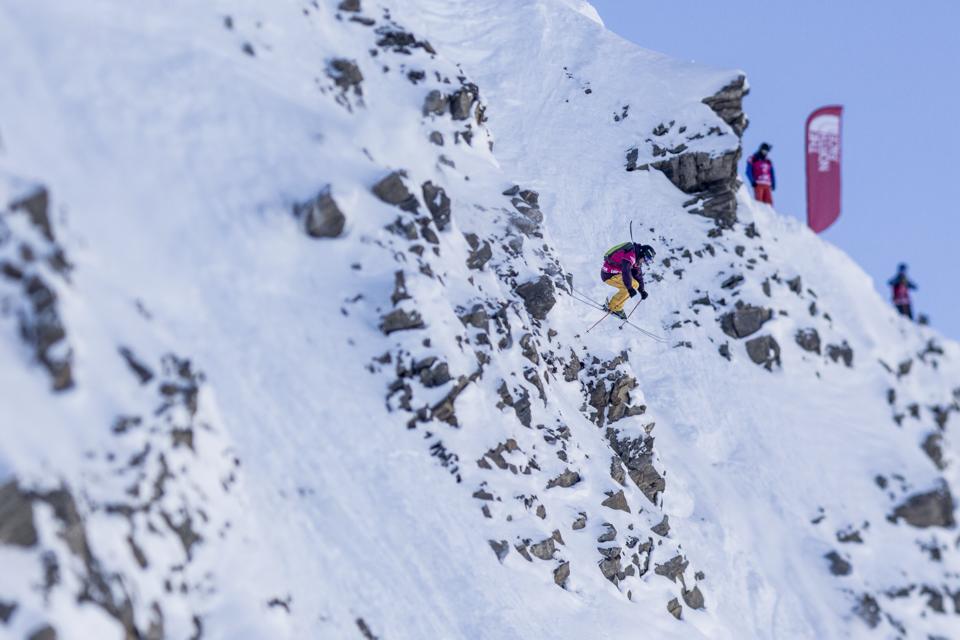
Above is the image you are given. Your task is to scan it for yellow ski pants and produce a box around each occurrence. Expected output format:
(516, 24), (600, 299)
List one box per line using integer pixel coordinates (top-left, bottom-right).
(604, 274), (630, 313)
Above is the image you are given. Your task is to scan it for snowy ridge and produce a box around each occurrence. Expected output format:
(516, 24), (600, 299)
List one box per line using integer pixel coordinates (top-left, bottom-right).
(1, 1), (959, 639)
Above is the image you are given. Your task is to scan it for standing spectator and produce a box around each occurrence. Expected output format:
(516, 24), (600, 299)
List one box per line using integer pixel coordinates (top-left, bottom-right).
(888, 263), (917, 319)
(746, 142), (775, 205)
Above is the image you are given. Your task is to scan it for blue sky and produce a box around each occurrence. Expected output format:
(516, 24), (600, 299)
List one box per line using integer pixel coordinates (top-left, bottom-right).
(590, 0), (960, 339)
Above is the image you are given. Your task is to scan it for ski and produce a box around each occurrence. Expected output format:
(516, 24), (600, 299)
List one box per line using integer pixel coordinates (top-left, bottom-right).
(567, 287), (667, 341)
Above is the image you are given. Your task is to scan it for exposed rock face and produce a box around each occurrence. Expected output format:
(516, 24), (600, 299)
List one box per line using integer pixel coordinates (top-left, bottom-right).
(422, 89), (447, 116)
(515, 276), (556, 320)
(606, 427), (664, 504)
(745, 335), (781, 370)
(380, 308), (425, 334)
(654, 152), (741, 228)
(294, 186), (346, 238)
(449, 86), (477, 120)
(795, 328), (821, 354)
(702, 76), (749, 136)
(421, 182), (451, 230)
(652, 515), (670, 537)
(655, 555), (688, 583)
(553, 561), (570, 587)
(546, 469), (581, 489)
(372, 171), (419, 212)
(922, 433), (946, 470)
(720, 303), (772, 339)
(0, 480), (38, 547)
(626, 75), (747, 228)
(327, 58), (363, 94)
(827, 342), (854, 367)
(682, 585), (705, 610)
(892, 484), (955, 528)
(825, 550), (852, 575)
(464, 233), (492, 270)
(667, 597), (683, 619)
(601, 490), (630, 513)
(3, 188), (74, 391)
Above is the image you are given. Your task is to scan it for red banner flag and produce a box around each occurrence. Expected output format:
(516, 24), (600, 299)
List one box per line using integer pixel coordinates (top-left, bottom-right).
(805, 105), (843, 233)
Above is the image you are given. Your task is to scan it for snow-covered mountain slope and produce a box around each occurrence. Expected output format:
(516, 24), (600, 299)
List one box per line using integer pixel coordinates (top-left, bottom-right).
(1, 1), (958, 639)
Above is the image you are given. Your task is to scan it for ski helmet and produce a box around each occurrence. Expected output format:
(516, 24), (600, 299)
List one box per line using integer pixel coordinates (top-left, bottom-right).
(635, 244), (656, 264)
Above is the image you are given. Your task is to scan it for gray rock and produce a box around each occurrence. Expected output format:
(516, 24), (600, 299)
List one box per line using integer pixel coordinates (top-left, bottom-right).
(648, 149), (741, 228)
(597, 546), (623, 582)
(701, 75), (749, 137)
(795, 328), (821, 354)
(10, 187), (54, 241)
(602, 490), (630, 513)
(464, 233), (492, 270)
(892, 483), (955, 528)
(372, 171), (419, 212)
(458, 304), (489, 331)
(515, 276), (556, 320)
(0, 480), (37, 547)
(418, 361), (450, 388)
(27, 625), (57, 640)
(652, 515), (670, 537)
(827, 342), (854, 367)
(530, 538), (556, 560)
(854, 594), (881, 629)
(294, 186), (345, 238)
(718, 342), (731, 361)
(922, 432), (946, 470)
(449, 88), (476, 120)
(787, 276), (802, 295)
(597, 523), (617, 543)
(489, 539), (509, 563)
(720, 274), (744, 289)
(422, 90), (446, 116)
(610, 456), (626, 486)
(745, 335), (781, 370)
(0, 600), (16, 624)
(502, 185), (520, 196)
(720, 303), (772, 339)
(667, 597), (683, 620)
(682, 585), (705, 610)
(428, 131), (443, 146)
(421, 182), (451, 230)
(327, 58), (363, 94)
(546, 469), (581, 489)
(572, 513), (587, 530)
(554, 561), (570, 587)
(606, 428), (664, 504)
(379, 309), (424, 334)
(337, 0), (360, 10)
(654, 555), (688, 583)
(825, 551), (852, 575)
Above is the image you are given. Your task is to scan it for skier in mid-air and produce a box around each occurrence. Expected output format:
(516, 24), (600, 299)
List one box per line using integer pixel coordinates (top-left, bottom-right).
(601, 241), (656, 319)
(888, 263), (917, 319)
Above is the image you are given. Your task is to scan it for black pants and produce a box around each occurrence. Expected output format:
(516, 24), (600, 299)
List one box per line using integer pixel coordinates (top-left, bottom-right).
(896, 303), (913, 320)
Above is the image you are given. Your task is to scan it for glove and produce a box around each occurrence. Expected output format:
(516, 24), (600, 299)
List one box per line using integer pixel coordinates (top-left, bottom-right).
(640, 290), (649, 300)
(627, 287), (638, 298)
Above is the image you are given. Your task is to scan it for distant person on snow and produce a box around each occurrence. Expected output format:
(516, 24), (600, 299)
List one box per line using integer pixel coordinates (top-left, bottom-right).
(746, 142), (775, 205)
(888, 263), (917, 320)
(601, 242), (656, 320)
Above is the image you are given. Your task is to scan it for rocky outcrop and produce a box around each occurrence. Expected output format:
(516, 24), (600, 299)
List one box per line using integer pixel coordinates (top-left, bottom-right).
(372, 171), (419, 212)
(720, 303), (772, 339)
(327, 58), (363, 95)
(892, 483), (955, 528)
(515, 276), (556, 320)
(827, 342), (854, 368)
(625, 76), (747, 228)
(701, 76), (749, 136)
(745, 335), (781, 370)
(294, 186), (346, 238)
(795, 328), (821, 354)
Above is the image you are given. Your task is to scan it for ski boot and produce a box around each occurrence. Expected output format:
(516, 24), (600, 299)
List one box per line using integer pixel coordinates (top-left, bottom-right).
(604, 303), (627, 320)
